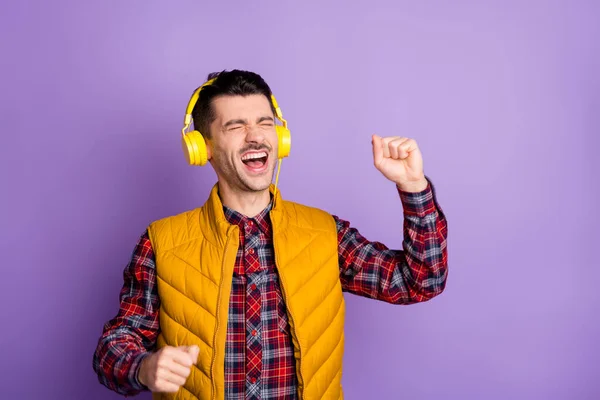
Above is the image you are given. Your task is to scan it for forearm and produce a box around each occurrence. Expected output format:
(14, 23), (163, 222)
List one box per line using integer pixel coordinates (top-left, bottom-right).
(395, 178), (448, 302)
(92, 230), (159, 395)
(93, 326), (151, 396)
(338, 177), (448, 304)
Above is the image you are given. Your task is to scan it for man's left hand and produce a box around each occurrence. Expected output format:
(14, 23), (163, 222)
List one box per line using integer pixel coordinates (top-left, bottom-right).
(371, 134), (428, 192)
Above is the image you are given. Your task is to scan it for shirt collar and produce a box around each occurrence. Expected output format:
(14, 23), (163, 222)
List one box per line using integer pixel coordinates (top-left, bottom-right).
(223, 198), (273, 236)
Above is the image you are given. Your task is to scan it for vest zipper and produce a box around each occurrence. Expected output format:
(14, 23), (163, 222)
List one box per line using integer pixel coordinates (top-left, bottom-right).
(273, 248), (306, 400)
(211, 230), (236, 400)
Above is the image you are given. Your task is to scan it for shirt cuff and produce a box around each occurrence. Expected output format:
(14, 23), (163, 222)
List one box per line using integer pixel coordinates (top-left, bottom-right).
(129, 351), (150, 391)
(397, 176), (437, 217)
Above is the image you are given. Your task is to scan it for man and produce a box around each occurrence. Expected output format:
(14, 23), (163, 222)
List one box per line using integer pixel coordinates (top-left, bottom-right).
(93, 69), (448, 400)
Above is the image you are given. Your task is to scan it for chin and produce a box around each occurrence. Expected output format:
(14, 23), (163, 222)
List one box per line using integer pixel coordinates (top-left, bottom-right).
(241, 176), (273, 192)
(236, 160), (275, 192)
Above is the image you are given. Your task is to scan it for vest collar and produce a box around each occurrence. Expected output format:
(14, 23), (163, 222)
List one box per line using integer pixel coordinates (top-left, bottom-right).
(201, 183), (288, 247)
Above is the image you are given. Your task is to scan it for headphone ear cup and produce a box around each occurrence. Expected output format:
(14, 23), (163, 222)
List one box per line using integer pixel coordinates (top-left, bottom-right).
(182, 130), (208, 166)
(276, 126), (291, 159)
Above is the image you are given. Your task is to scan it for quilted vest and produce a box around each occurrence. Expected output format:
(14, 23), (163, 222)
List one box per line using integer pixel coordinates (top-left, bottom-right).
(146, 183), (345, 400)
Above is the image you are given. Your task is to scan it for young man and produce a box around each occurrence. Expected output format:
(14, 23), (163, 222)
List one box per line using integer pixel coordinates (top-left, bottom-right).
(93, 69), (448, 400)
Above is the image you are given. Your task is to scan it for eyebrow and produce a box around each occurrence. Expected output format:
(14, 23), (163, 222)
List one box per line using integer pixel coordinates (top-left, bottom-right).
(223, 116), (274, 128)
(257, 116), (274, 123)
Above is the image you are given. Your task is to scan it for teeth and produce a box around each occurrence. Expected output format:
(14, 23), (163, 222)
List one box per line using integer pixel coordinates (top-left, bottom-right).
(242, 151), (267, 161)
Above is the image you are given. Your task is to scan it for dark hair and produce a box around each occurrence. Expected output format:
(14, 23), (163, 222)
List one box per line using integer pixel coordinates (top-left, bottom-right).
(190, 69), (275, 138)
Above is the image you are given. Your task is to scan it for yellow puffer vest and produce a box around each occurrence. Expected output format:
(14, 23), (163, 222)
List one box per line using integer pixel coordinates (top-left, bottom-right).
(146, 184), (345, 400)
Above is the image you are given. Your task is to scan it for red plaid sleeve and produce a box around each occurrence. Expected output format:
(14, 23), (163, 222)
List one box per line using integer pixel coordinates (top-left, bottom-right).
(336, 177), (448, 304)
(92, 230), (159, 396)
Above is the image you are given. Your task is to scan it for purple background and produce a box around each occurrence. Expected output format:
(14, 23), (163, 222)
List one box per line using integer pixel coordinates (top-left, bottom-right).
(1, 1), (598, 399)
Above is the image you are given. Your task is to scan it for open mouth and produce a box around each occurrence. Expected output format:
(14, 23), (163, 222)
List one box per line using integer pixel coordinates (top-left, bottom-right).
(241, 151), (269, 172)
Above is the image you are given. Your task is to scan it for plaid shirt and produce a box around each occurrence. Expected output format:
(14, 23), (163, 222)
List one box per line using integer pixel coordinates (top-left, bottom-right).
(93, 179), (448, 398)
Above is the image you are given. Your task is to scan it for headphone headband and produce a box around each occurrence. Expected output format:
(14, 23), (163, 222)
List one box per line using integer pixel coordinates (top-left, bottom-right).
(183, 78), (216, 127)
(182, 78), (286, 131)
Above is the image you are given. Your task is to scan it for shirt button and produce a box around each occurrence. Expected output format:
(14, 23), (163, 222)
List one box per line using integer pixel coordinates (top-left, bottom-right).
(252, 330), (257, 336)
(250, 284), (257, 291)
(251, 377), (257, 384)
(248, 248), (254, 255)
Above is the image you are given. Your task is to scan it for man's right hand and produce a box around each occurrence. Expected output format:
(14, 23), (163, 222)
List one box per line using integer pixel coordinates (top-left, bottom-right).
(138, 345), (200, 393)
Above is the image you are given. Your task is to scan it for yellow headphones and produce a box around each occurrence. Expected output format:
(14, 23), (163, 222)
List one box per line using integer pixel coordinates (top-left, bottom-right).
(181, 78), (292, 167)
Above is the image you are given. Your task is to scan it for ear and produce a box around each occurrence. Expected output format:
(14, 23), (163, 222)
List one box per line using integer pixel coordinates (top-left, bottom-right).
(206, 138), (213, 160)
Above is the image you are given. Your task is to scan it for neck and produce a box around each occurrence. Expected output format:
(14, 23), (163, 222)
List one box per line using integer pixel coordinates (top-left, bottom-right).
(217, 181), (271, 218)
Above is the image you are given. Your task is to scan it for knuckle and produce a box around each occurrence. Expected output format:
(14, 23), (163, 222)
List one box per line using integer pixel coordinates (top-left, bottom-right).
(157, 348), (168, 358)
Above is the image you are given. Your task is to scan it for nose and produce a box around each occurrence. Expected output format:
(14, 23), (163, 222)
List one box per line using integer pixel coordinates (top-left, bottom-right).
(244, 124), (265, 144)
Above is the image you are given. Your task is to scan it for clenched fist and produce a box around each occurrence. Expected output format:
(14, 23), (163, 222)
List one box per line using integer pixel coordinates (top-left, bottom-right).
(372, 134), (428, 192)
(138, 345), (199, 393)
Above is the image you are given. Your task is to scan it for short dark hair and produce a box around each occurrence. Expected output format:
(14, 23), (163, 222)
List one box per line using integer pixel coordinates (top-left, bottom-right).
(190, 69), (276, 138)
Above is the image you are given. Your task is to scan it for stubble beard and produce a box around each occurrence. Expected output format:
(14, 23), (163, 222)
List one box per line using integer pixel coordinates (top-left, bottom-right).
(216, 155), (275, 194)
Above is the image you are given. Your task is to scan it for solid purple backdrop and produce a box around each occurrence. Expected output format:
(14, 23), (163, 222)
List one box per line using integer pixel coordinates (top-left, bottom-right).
(1, 1), (598, 399)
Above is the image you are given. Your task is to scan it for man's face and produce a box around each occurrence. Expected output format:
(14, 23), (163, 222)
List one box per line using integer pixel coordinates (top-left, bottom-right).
(207, 94), (278, 193)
